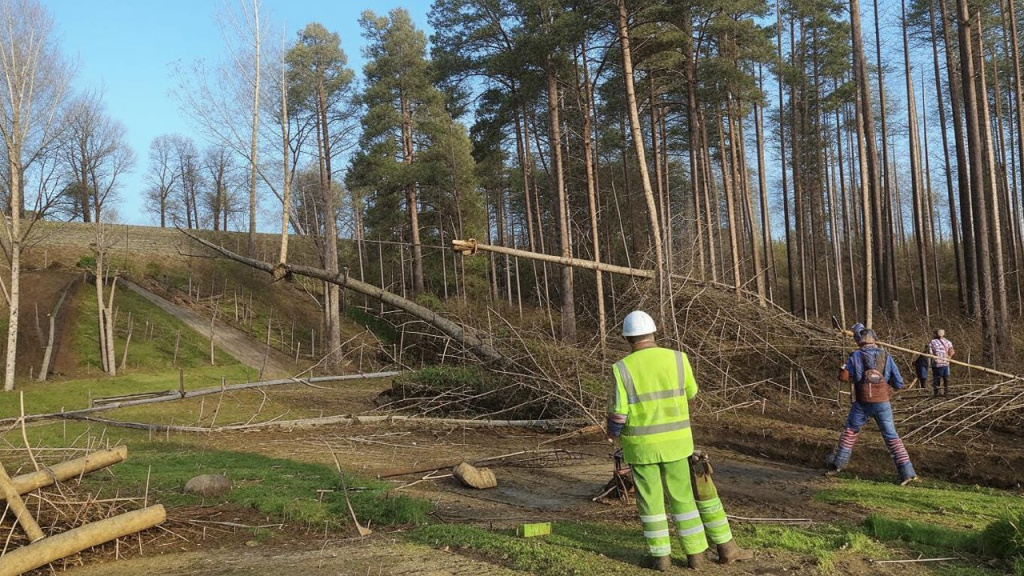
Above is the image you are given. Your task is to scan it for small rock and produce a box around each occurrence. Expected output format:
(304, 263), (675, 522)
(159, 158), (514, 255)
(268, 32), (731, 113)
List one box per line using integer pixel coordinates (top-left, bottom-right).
(184, 474), (232, 497)
(452, 462), (497, 489)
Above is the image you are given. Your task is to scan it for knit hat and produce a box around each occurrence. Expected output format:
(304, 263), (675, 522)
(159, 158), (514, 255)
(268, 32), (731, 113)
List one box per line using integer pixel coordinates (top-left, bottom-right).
(851, 322), (866, 342)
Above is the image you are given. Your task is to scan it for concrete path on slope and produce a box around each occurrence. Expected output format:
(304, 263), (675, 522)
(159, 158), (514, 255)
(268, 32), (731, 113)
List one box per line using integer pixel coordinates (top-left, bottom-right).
(120, 279), (296, 379)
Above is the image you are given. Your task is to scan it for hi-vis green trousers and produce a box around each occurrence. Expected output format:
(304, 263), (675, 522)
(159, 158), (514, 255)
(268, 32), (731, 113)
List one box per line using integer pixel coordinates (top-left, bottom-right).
(631, 458), (734, 557)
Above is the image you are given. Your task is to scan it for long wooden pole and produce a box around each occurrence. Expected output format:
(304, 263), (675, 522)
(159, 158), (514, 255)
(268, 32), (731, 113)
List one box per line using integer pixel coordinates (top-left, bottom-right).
(0, 460), (44, 542)
(452, 239), (791, 315)
(0, 505), (165, 576)
(4, 446), (128, 498)
(840, 330), (1019, 380)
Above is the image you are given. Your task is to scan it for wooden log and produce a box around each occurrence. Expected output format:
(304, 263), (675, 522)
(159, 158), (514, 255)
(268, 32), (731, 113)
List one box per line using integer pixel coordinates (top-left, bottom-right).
(451, 239), (791, 314)
(63, 414), (591, 435)
(6, 446), (128, 498)
(0, 372), (403, 427)
(0, 460), (45, 542)
(0, 504), (166, 576)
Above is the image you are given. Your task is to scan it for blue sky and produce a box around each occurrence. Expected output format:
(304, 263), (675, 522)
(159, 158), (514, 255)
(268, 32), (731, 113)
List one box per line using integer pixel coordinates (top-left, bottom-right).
(44, 0), (433, 226)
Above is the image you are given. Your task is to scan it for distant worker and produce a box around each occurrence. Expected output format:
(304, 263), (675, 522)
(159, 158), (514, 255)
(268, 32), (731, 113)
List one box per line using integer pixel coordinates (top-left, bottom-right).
(912, 346), (929, 389)
(928, 329), (955, 398)
(607, 311), (753, 571)
(826, 329), (918, 485)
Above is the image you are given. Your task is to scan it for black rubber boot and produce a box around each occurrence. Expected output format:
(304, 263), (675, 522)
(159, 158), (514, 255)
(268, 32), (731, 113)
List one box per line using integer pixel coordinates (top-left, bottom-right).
(717, 539), (754, 564)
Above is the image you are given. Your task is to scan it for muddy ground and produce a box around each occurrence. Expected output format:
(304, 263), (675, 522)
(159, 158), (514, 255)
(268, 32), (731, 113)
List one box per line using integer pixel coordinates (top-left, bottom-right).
(37, 378), (1020, 576)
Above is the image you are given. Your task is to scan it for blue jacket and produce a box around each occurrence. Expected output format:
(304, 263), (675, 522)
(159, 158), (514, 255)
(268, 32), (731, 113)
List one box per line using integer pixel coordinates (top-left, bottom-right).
(845, 345), (904, 390)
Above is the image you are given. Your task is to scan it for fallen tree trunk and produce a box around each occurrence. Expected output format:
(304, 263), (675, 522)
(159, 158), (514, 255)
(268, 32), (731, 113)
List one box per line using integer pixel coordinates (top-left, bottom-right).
(179, 229), (503, 363)
(451, 239), (790, 315)
(0, 373), (401, 427)
(0, 504), (166, 576)
(0, 460), (44, 542)
(5, 446), (128, 498)
(63, 414), (590, 434)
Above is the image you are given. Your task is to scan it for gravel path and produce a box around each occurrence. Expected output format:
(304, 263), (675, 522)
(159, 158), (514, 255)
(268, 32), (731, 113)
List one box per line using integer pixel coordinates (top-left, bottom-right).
(121, 279), (296, 378)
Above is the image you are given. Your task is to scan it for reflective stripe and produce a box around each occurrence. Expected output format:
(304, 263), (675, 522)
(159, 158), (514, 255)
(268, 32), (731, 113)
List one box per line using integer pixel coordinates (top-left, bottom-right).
(637, 388), (685, 402)
(672, 511), (701, 522)
(675, 351), (686, 391)
(623, 419), (691, 436)
(641, 514), (667, 523)
(617, 351), (687, 405)
(703, 519), (729, 529)
(644, 529), (670, 539)
(677, 525), (705, 537)
(697, 501), (723, 514)
(649, 544), (672, 556)
(616, 361), (639, 404)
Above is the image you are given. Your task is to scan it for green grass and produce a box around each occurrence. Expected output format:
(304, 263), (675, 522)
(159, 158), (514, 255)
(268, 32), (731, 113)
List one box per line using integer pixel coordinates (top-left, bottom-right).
(3, 365), (259, 419)
(73, 282), (241, 374)
(3, 425), (430, 531)
(111, 443), (430, 529)
(816, 477), (1024, 530)
(736, 522), (886, 572)
(818, 477), (1024, 575)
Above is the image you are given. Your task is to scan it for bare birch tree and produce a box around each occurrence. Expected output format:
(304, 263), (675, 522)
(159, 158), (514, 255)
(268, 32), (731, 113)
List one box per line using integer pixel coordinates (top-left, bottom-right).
(0, 0), (71, 391)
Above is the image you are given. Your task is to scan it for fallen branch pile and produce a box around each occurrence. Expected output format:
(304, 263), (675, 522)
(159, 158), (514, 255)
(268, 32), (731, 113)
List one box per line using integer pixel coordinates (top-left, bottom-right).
(0, 445), (165, 575)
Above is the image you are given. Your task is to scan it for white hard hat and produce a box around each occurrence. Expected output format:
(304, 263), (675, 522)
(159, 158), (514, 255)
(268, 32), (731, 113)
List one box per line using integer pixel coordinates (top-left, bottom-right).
(622, 310), (657, 337)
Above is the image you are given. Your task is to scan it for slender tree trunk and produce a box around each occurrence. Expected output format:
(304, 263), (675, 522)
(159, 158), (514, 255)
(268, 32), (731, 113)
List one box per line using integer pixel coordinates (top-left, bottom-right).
(579, 42), (606, 355)
(683, 16), (706, 279)
(401, 94), (425, 295)
(928, 0), (964, 309)
(617, 0), (667, 326)
(3, 162), (18, 391)
(904, 0), (929, 318)
(719, 107), (742, 298)
(973, 22), (1012, 361)
(873, 0), (896, 312)
(248, 0), (260, 252)
(851, 0), (882, 325)
(278, 34), (290, 268)
(777, 5), (796, 313)
(940, 0), (979, 316)
(545, 58), (575, 342)
(754, 67), (775, 302)
(957, 0), (998, 362)
(999, 0), (1024, 309)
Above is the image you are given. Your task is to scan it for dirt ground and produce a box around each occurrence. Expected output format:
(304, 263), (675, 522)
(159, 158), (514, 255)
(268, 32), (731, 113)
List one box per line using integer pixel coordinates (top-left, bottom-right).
(36, 378), (1011, 576)
(11, 270), (79, 378)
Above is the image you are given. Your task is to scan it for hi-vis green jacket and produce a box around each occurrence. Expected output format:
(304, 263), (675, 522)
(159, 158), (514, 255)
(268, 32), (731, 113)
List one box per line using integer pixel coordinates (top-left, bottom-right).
(609, 347), (699, 464)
